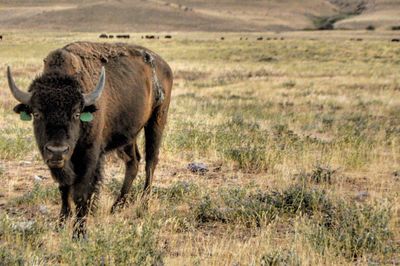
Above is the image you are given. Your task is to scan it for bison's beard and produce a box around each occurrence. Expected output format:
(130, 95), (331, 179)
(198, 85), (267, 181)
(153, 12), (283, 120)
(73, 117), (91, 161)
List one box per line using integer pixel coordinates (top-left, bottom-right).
(50, 162), (76, 186)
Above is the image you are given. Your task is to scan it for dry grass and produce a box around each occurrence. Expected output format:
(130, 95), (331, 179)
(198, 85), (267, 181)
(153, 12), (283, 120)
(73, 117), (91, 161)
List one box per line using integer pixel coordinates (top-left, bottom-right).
(0, 31), (400, 265)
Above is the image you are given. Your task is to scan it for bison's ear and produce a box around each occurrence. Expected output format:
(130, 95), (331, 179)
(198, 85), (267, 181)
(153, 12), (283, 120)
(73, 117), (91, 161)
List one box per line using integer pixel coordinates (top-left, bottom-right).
(13, 104), (32, 121)
(13, 104), (31, 114)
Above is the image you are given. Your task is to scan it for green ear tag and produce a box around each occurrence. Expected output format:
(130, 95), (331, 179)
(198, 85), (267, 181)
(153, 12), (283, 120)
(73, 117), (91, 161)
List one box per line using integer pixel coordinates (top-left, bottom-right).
(20, 111), (32, 121)
(80, 112), (93, 122)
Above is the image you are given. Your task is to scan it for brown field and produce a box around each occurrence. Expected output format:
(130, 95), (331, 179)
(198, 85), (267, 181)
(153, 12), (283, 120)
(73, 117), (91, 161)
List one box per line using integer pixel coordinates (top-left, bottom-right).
(0, 30), (400, 265)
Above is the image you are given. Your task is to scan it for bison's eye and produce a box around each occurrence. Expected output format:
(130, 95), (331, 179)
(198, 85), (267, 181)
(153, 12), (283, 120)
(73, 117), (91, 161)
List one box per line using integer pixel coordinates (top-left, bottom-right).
(33, 112), (41, 120)
(73, 112), (81, 120)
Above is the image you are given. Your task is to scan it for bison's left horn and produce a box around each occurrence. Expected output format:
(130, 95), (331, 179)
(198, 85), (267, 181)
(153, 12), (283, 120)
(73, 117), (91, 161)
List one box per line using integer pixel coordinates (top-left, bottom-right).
(7, 66), (32, 105)
(83, 66), (106, 106)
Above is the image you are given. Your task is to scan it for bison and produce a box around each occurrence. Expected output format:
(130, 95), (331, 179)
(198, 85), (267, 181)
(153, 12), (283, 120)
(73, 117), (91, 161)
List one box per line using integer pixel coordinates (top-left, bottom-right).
(7, 42), (173, 238)
(116, 34), (130, 39)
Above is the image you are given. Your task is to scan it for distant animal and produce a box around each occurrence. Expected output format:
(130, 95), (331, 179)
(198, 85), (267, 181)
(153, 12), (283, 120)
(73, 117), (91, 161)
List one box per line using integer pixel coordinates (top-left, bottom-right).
(6, 42), (173, 239)
(145, 35), (155, 39)
(99, 33), (108, 39)
(116, 34), (130, 39)
(164, 35), (172, 39)
(391, 38), (400, 42)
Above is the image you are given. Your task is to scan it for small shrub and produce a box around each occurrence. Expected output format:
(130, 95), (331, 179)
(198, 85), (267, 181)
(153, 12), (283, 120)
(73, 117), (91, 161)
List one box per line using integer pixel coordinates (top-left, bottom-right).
(313, 16), (339, 30)
(391, 25), (400, 31)
(60, 220), (163, 265)
(310, 165), (336, 184)
(308, 201), (394, 259)
(297, 164), (336, 184)
(153, 181), (199, 203)
(195, 195), (227, 224)
(105, 177), (143, 203)
(260, 250), (301, 266)
(194, 185), (333, 227)
(282, 80), (296, 89)
(224, 145), (267, 172)
(366, 25), (375, 31)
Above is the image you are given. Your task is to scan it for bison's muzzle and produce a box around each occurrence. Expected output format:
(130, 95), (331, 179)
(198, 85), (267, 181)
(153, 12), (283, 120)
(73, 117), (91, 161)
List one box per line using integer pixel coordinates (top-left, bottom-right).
(44, 144), (70, 168)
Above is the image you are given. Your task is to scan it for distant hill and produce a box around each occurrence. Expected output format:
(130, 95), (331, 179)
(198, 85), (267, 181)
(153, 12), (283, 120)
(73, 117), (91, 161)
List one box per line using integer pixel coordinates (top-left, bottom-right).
(0, 0), (399, 32)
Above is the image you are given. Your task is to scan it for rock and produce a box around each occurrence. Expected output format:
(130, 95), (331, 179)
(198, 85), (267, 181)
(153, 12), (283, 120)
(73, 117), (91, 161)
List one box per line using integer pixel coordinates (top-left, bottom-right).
(187, 162), (208, 174)
(38, 205), (49, 214)
(12, 221), (35, 232)
(354, 191), (369, 202)
(34, 175), (45, 182)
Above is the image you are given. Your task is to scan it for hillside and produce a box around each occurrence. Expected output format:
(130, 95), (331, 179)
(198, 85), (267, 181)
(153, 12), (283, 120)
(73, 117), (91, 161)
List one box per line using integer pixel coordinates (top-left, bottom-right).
(0, 0), (399, 32)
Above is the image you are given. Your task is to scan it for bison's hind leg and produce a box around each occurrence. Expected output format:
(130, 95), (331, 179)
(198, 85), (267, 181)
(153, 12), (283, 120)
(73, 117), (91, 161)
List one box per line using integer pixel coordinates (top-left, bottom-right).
(142, 105), (168, 200)
(111, 141), (141, 213)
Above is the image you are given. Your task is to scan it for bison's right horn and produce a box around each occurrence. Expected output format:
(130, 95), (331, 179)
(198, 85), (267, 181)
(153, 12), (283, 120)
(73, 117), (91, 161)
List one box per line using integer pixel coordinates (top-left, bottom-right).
(7, 66), (32, 105)
(83, 66), (106, 106)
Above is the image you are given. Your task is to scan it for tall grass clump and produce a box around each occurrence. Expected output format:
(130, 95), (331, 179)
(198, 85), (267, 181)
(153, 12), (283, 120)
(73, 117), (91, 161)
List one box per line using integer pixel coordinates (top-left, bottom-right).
(307, 200), (394, 259)
(12, 183), (59, 206)
(194, 184), (395, 261)
(194, 184), (333, 227)
(0, 126), (35, 160)
(260, 250), (301, 266)
(217, 114), (268, 172)
(60, 219), (163, 265)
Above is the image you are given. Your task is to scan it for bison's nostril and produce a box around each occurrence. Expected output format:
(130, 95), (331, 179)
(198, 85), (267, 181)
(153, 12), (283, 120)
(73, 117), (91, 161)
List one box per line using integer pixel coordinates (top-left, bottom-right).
(45, 145), (69, 154)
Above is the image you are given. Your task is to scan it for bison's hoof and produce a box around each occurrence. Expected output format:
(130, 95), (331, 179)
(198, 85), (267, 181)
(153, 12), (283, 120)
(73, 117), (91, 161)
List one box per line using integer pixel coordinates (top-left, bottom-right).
(72, 230), (88, 241)
(110, 201), (126, 214)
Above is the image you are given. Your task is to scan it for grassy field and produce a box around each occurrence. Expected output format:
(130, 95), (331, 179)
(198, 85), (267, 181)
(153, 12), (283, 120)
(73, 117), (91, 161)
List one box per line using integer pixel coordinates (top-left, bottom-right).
(0, 31), (400, 265)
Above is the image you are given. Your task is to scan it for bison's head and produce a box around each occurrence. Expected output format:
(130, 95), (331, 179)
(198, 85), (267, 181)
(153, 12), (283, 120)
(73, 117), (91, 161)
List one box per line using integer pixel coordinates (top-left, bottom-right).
(7, 66), (105, 169)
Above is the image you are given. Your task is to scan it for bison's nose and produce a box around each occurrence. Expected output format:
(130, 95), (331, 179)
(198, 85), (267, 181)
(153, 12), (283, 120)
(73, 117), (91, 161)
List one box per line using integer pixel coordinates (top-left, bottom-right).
(45, 145), (70, 154)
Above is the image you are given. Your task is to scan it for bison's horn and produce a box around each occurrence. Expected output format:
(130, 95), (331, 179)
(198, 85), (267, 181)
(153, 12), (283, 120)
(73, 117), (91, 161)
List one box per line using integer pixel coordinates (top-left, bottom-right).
(7, 66), (32, 105)
(83, 66), (106, 106)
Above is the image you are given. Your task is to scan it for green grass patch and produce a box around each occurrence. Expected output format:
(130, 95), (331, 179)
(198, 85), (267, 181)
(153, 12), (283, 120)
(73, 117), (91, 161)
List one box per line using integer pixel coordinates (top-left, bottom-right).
(0, 126), (36, 160)
(12, 183), (58, 206)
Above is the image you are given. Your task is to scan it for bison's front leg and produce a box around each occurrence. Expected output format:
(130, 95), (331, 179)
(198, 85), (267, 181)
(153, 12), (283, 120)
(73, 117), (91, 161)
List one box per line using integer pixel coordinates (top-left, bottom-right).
(71, 153), (104, 239)
(58, 185), (72, 228)
(72, 188), (91, 240)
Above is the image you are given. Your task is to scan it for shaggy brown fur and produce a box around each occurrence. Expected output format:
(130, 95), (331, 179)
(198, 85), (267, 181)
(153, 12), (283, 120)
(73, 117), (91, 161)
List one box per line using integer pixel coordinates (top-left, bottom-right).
(14, 42), (173, 238)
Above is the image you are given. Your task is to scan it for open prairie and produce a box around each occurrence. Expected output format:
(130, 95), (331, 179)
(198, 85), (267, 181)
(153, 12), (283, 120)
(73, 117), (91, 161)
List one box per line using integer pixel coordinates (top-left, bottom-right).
(1, 31), (400, 265)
